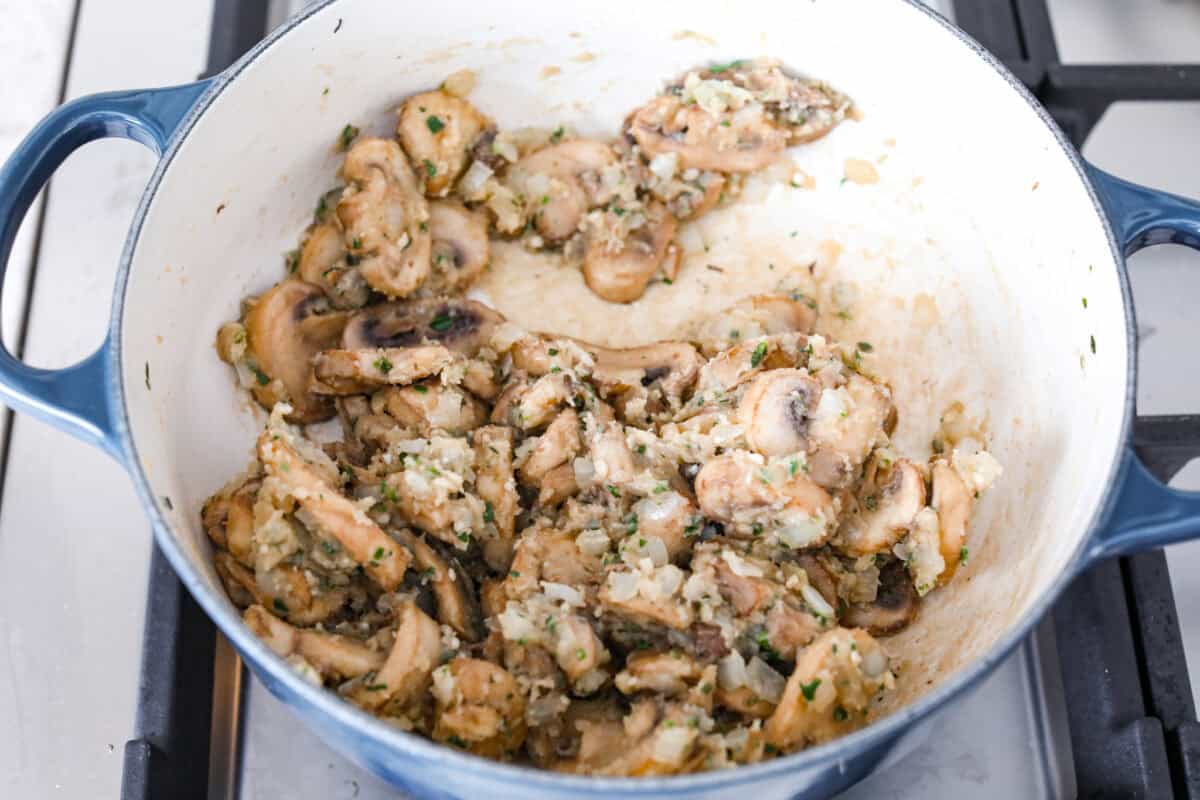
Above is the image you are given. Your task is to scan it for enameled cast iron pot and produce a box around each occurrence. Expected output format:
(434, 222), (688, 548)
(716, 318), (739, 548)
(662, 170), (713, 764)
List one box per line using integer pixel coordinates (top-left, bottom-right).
(4, 1), (1200, 797)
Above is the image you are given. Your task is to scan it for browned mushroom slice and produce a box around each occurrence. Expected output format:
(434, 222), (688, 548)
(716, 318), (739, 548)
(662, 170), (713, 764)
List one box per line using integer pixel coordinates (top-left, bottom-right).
(348, 600), (443, 711)
(396, 529), (482, 641)
(215, 552), (348, 625)
(397, 90), (492, 197)
(739, 368), (822, 457)
(695, 451), (835, 546)
(694, 294), (817, 357)
(472, 425), (519, 571)
(310, 344), (454, 395)
(589, 340), (703, 421)
(807, 374), (894, 489)
(508, 140), (619, 243)
(841, 560), (918, 636)
(258, 432), (409, 590)
(341, 297), (504, 356)
(765, 627), (893, 751)
(297, 223), (371, 309)
(380, 381), (486, 436)
(628, 95), (786, 173)
(505, 522), (604, 600)
(425, 200), (490, 294)
(518, 409), (581, 487)
(932, 458), (972, 584)
(238, 280), (348, 423)
(537, 462), (579, 507)
(244, 604), (384, 680)
(835, 458), (926, 556)
(583, 203), (679, 303)
(615, 650), (705, 697)
(431, 658), (527, 759)
(336, 138), (431, 298)
(690, 333), (811, 402)
(202, 477), (260, 568)
(632, 490), (698, 562)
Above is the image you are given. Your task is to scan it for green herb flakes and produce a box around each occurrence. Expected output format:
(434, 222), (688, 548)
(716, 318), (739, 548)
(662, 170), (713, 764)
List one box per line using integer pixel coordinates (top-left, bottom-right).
(430, 313), (453, 332)
(337, 123), (360, 151)
(423, 159), (437, 177)
(426, 115), (445, 134)
(373, 356), (393, 374)
(799, 677), (822, 702)
(750, 341), (769, 368)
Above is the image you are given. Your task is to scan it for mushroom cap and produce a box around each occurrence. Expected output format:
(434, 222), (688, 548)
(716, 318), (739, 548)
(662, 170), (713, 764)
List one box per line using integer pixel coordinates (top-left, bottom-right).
(841, 559), (918, 636)
(243, 279), (347, 423)
(425, 200), (490, 294)
(583, 203), (678, 303)
(310, 344), (455, 395)
(739, 368), (823, 457)
(589, 340), (703, 408)
(397, 90), (492, 197)
(336, 137), (432, 298)
(932, 459), (971, 584)
(342, 297), (504, 355)
(628, 95), (786, 173)
(508, 139), (619, 244)
(835, 458), (926, 556)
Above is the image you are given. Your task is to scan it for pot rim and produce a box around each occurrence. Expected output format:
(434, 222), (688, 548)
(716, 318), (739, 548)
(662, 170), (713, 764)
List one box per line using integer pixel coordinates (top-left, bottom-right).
(107, 0), (1136, 791)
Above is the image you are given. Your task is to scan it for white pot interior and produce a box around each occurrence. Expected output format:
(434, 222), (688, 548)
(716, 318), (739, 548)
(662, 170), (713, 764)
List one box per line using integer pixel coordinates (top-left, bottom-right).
(120, 0), (1128, 719)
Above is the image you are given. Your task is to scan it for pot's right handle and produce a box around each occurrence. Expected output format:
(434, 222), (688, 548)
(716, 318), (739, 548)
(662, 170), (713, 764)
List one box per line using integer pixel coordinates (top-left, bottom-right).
(1086, 164), (1200, 562)
(0, 79), (212, 462)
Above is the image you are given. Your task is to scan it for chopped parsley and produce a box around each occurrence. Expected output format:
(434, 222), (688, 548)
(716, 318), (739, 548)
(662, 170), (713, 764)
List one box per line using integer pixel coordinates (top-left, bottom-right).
(426, 115), (445, 134)
(636, 444), (647, 455)
(832, 706), (849, 722)
(372, 547), (387, 562)
(373, 356), (393, 374)
(1090, 335), (1096, 354)
(337, 123), (360, 151)
(548, 348), (559, 356)
(430, 313), (453, 332)
(654, 483), (669, 494)
(857, 341), (873, 352)
(863, 494), (878, 511)
(412, 384), (428, 394)
(799, 678), (822, 702)
(380, 481), (399, 503)
(764, 743), (779, 755)
(788, 458), (799, 477)
(446, 734), (468, 748)
(252, 366), (271, 386)
(700, 682), (713, 694)
(709, 59), (744, 74)
(750, 341), (769, 368)
(959, 546), (969, 565)
(606, 484), (621, 498)
(456, 530), (472, 544)
(484, 500), (495, 524)
(575, 648), (587, 661)
(550, 125), (565, 143)
(272, 598), (289, 614)
(422, 159), (437, 177)
(365, 682), (389, 691)
(320, 540), (340, 556)
(626, 514), (639, 534)
(931, 438), (945, 455)
(509, 570), (521, 578)
(544, 616), (557, 633)
(1081, 297), (1088, 309)
(751, 522), (763, 536)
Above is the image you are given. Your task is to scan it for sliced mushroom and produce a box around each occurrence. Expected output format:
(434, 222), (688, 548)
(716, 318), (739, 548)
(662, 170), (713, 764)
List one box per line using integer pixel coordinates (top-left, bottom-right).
(628, 94), (786, 173)
(508, 140), (619, 243)
(258, 431), (410, 590)
(241, 280), (348, 423)
(694, 451), (836, 546)
(807, 374), (894, 489)
(583, 202), (679, 303)
(297, 223), (371, 309)
(425, 201), (490, 294)
(348, 600), (442, 711)
(473, 425), (519, 571)
(764, 627), (893, 751)
(932, 459), (971, 584)
(397, 529), (482, 641)
(508, 372), (576, 430)
(584, 423), (636, 488)
(538, 462), (579, 507)
(336, 137), (431, 298)
(397, 90), (492, 197)
(380, 381), (486, 436)
(631, 490), (697, 562)
(342, 297), (504, 356)
(589, 341), (703, 421)
(690, 332), (811, 402)
(694, 294), (817, 357)
(518, 409), (581, 487)
(615, 650), (705, 696)
(215, 551), (349, 625)
(461, 357), (501, 400)
(835, 458), (926, 556)
(244, 604), (384, 680)
(506, 522), (604, 600)
(202, 477), (260, 568)
(841, 560), (918, 636)
(431, 658), (527, 758)
(310, 344), (455, 395)
(739, 369), (822, 457)
(553, 615), (610, 686)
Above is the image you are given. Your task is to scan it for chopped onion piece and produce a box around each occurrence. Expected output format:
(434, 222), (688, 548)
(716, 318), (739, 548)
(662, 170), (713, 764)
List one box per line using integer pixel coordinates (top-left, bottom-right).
(541, 581), (584, 607)
(653, 726), (698, 765)
(717, 651), (749, 690)
(576, 528), (611, 556)
(801, 584), (835, 619)
(721, 550), (764, 578)
(606, 571), (639, 602)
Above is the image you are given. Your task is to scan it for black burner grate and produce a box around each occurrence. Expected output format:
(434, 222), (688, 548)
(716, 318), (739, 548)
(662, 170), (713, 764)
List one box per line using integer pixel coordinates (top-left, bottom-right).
(120, 2), (1200, 798)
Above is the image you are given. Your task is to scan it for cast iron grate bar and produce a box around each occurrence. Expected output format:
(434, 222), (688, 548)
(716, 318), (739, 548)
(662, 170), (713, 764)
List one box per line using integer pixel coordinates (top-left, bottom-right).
(119, 2), (269, 798)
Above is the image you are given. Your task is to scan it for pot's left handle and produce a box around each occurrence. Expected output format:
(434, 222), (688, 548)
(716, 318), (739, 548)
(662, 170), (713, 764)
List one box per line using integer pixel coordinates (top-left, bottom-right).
(0, 79), (213, 462)
(1086, 164), (1200, 561)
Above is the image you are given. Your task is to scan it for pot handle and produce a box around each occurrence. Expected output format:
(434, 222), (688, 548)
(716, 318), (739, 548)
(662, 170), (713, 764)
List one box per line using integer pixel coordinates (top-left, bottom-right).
(1085, 164), (1200, 561)
(0, 79), (213, 461)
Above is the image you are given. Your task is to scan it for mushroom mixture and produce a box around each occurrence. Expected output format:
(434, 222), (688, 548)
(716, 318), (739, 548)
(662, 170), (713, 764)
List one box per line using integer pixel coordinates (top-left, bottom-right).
(205, 59), (1002, 776)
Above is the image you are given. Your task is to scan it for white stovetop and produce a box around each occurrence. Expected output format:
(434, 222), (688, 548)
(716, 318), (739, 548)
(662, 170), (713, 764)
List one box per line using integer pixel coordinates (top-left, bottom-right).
(1, 1), (1199, 798)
